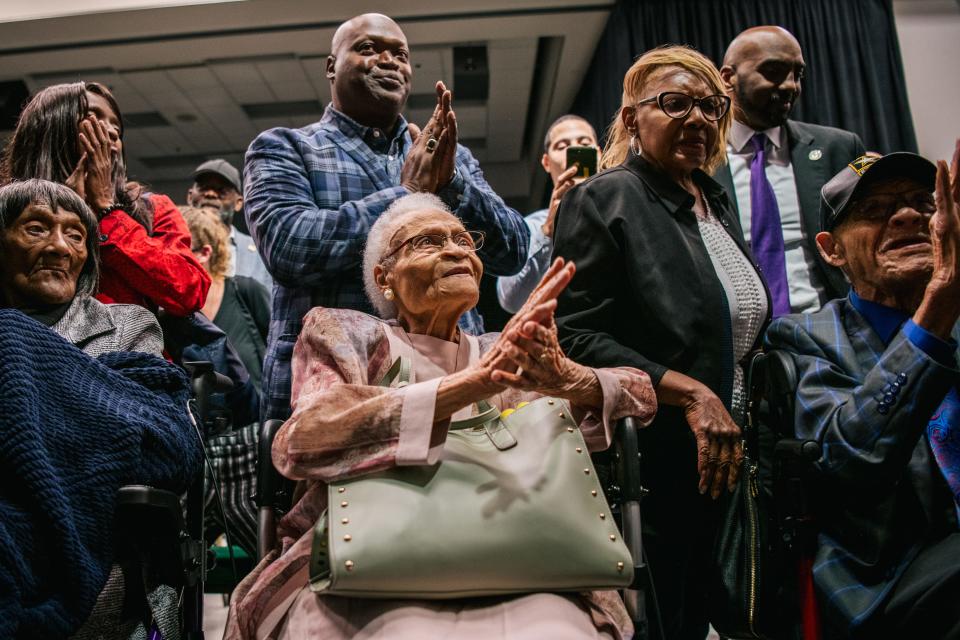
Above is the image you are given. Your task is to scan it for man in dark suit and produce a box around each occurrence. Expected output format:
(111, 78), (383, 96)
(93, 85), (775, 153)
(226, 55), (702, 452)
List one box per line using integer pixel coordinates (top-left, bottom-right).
(765, 146), (960, 639)
(717, 26), (865, 315)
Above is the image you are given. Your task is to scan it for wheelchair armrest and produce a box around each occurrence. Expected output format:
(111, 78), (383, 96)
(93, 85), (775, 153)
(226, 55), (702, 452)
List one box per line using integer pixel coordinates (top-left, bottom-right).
(115, 485), (202, 587)
(762, 351), (800, 436)
(116, 485), (185, 532)
(611, 416), (651, 593)
(771, 440), (822, 555)
(256, 419), (288, 509)
(256, 419), (294, 560)
(774, 438), (822, 464)
(613, 416), (644, 502)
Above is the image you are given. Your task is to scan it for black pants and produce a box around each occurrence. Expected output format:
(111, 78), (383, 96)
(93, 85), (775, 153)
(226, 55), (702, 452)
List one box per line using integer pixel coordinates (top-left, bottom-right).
(632, 410), (717, 640)
(872, 533), (960, 640)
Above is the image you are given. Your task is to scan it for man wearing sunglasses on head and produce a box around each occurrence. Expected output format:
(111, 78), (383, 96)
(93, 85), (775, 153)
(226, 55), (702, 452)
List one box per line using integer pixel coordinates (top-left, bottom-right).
(717, 26), (865, 316)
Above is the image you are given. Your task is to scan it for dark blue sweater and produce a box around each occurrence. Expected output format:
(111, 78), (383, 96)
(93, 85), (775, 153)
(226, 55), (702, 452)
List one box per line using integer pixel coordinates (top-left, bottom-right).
(0, 309), (202, 639)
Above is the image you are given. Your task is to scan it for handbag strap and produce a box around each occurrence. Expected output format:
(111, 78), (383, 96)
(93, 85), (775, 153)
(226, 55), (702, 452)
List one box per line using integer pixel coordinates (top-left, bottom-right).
(448, 400), (499, 430)
(378, 356), (412, 388)
(378, 357), (516, 450)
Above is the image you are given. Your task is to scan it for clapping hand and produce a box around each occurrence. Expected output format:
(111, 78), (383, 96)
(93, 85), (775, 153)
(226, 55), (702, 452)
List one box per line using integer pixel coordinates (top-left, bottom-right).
(914, 138), (960, 340)
(476, 258), (576, 387)
(401, 81), (458, 193)
(930, 139), (960, 292)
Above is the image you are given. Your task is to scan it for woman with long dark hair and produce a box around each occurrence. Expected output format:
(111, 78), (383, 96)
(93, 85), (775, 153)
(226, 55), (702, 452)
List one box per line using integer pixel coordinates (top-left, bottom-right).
(1, 81), (210, 316)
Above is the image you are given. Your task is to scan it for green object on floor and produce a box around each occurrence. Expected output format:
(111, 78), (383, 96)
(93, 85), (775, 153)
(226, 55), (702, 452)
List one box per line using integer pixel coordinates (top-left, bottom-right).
(205, 545), (255, 593)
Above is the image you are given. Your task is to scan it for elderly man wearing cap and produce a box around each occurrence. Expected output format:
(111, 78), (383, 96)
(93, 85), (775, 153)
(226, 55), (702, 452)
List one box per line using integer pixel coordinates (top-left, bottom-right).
(764, 141), (960, 639)
(188, 159), (272, 290)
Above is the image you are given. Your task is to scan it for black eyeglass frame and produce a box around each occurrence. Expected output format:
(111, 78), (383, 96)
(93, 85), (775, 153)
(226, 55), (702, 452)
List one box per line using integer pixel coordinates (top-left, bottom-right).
(635, 92), (731, 122)
(382, 230), (486, 260)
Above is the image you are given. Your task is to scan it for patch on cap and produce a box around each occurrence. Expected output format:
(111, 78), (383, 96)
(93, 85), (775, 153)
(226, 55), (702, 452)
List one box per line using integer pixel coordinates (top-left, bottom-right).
(847, 155), (877, 177)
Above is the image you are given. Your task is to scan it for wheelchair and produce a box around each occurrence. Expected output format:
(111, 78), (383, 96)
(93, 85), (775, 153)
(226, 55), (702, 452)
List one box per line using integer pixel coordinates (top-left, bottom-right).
(107, 361), (234, 640)
(254, 415), (659, 640)
(718, 350), (822, 640)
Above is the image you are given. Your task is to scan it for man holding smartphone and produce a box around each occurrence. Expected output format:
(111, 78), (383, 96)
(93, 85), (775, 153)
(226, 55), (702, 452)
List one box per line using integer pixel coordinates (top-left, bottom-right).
(497, 114), (599, 312)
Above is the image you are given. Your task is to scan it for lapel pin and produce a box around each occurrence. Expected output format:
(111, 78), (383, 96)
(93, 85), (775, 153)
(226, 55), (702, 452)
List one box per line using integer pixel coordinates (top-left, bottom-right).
(808, 149), (823, 161)
(248, 243), (257, 252)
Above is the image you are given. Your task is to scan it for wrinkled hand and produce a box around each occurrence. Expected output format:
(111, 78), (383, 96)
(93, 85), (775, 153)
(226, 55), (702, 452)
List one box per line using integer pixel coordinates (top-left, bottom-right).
(684, 386), (743, 499)
(489, 315), (594, 398)
(78, 115), (115, 211)
(915, 138), (960, 339)
(475, 258), (576, 388)
(64, 152), (88, 201)
(542, 165), (579, 238)
(929, 141), (960, 291)
(400, 82), (458, 193)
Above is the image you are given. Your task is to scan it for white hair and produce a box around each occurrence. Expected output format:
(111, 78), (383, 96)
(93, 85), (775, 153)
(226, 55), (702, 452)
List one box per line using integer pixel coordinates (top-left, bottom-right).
(362, 192), (454, 318)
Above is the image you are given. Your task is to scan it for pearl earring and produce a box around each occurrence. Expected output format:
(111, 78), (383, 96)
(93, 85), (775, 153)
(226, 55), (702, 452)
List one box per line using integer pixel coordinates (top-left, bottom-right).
(383, 288), (394, 301)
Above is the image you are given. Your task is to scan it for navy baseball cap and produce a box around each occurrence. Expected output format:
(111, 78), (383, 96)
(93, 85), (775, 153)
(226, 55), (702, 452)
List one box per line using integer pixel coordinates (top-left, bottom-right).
(193, 159), (242, 192)
(820, 152), (936, 231)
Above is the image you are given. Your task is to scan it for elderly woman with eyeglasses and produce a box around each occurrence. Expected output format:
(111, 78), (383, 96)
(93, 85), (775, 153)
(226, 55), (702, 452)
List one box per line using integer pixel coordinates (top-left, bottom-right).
(226, 192), (657, 640)
(552, 45), (772, 639)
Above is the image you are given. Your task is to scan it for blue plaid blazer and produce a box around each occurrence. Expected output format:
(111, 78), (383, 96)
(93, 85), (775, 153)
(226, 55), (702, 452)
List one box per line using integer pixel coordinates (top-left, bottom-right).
(764, 295), (960, 635)
(244, 106), (528, 421)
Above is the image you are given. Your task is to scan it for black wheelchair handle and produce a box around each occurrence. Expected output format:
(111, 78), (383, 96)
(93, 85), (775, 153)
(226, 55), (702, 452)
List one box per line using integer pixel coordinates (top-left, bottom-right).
(182, 360), (234, 393)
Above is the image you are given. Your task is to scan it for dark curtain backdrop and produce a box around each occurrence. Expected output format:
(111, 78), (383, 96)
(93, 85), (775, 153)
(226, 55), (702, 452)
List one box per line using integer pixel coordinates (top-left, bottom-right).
(571, 0), (917, 154)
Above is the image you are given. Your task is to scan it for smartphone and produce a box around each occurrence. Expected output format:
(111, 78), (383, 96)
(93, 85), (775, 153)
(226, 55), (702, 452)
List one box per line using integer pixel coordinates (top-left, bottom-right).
(566, 146), (598, 179)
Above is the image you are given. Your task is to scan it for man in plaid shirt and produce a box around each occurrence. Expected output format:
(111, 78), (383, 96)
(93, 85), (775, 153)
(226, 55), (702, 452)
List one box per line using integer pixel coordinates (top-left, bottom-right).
(244, 13), (529, 421)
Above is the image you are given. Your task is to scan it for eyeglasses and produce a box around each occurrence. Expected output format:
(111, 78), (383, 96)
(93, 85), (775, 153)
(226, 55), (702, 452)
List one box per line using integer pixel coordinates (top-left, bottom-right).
(636, 92), (731, 122)
(383, 230), (485, 259)
(845, 192), (935, 224)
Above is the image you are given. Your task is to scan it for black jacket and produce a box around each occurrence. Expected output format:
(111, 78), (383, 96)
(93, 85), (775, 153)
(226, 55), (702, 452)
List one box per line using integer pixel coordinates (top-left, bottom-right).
(553, 152), (772, 495)
(714, 119), (865, 304)
(554, 152), (771, 403)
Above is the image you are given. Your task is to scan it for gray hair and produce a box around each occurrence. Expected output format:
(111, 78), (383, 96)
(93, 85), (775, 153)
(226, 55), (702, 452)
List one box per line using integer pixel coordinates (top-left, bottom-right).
(0, 179), (100, 301)
(363, 192), (453, 318)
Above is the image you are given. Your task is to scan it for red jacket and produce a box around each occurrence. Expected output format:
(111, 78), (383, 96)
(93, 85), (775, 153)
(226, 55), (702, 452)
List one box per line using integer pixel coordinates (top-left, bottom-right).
(96, 194), (210, 316)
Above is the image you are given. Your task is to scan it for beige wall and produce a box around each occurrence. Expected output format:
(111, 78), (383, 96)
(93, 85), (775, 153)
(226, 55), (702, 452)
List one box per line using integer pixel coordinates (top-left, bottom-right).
(894, 0), (960, 162)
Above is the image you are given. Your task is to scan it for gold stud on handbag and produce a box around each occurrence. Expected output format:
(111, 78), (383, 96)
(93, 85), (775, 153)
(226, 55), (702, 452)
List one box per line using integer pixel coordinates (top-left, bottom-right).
(308, 356), (633, 598)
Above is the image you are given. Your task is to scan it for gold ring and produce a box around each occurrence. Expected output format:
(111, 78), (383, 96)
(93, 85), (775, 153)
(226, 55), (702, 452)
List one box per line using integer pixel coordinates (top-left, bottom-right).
(425, 137), (439, 152)
(539, 350), (549, 361)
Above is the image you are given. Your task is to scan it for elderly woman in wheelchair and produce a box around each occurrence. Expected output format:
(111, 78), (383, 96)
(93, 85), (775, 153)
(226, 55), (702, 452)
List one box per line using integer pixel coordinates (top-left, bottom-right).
(0, 179), (201, 638)
(0, 179), (162, 356)
(226, 193), (658, 639)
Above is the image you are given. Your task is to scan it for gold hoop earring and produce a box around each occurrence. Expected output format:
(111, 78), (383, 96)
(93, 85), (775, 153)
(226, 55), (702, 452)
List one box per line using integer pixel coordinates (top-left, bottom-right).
(383, 288), (395, 301)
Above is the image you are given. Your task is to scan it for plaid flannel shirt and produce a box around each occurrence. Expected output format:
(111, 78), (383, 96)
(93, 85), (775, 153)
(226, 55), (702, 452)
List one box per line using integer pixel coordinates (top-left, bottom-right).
(244, 106), (529, 421)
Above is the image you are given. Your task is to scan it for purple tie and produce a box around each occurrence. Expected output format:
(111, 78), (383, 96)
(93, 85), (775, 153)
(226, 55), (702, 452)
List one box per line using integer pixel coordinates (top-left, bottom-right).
(749, 133), (791, 316)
